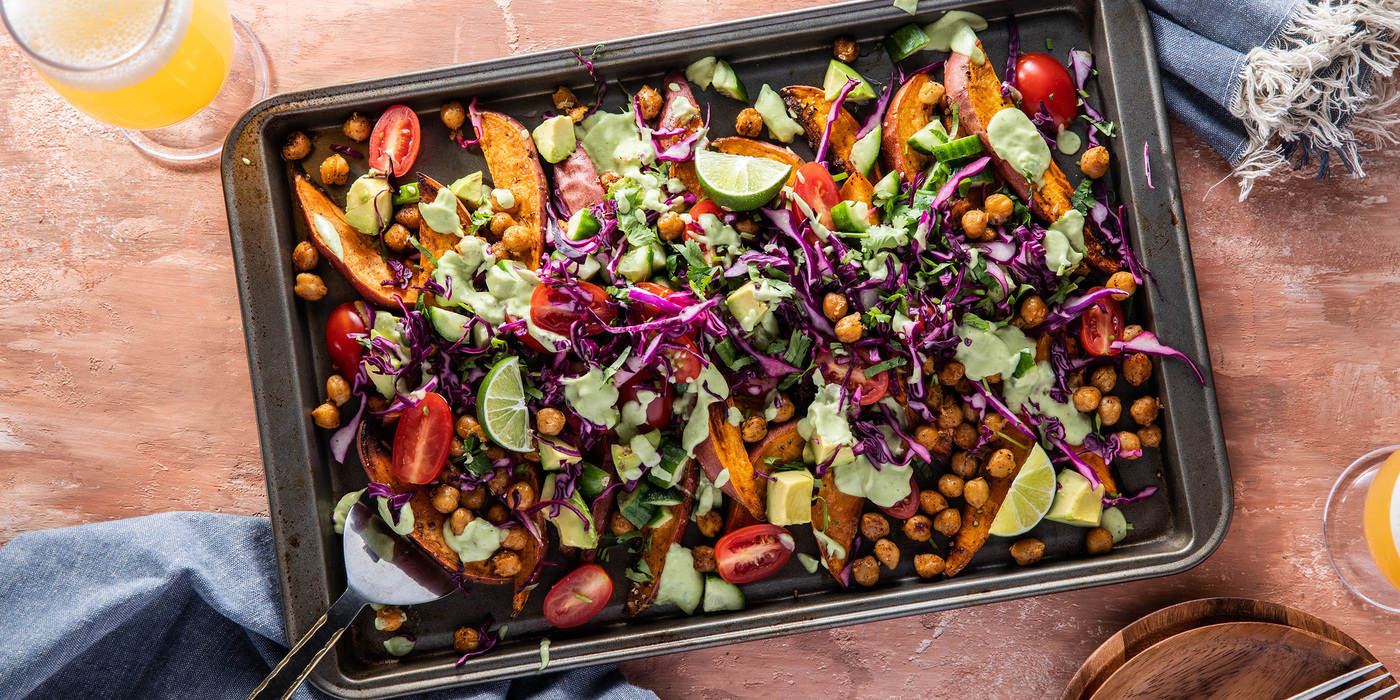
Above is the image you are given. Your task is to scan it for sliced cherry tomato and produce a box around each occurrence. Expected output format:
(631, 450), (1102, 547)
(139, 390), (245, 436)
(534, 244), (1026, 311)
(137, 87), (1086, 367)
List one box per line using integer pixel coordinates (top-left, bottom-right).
(878, 475), (921, 518)
(790, 162), (840, 234)
(529, 280), (616, 336)
(814, 351), (889, 406)
(326, 302), (370, 378)
(391, 391), (453, 484)
(633, 281), (681, 321)
(1015, 53), (1079, 131)
(368, 105), (421, 177)
(617, 370), (674, 431)
(663, 335), (704, 384)
(715, 524), (796, 584)
(543, 564), (613, 628)
(1080, 288), (1125, 356)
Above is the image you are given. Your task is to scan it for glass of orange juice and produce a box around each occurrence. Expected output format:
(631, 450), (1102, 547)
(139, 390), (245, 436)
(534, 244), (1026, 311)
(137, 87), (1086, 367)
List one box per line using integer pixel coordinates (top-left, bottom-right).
(1, 0), (268, 162)
(1325, 445), (1400, 611)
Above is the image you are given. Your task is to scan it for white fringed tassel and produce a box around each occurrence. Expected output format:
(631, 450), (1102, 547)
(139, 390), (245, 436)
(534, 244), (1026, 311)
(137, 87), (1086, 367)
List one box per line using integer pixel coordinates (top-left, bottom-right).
(1229, 0), (1400, 199)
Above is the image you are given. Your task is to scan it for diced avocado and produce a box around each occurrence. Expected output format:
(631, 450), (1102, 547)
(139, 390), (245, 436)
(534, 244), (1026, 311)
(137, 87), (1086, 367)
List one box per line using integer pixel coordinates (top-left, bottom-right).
(726, 281), (770, 333)
(566, 208), (601, 241)
(575, 254), (602, 281)
(1044, 470), (1106, 527)
(427, 307), (470, 343)
(851, 126), (881, 177)
(811, 434), (855, 468)
(830, 201), (871, 233)
(652, 544), (703, 615)
(617, 481), (657, 529)
(907, 119), (950, 156)
(538, 435), (582, 471)
(767, 469), (815, 526)
(344, 173), (392, 234)
(532, 115), (577, 164)
(448, 171), (486, 206)
(711, 60), (749, 102)
(1101, 506), (1131, 543)
(822, 60), (877, 102)
(685, 57), (718, 90)
(542, 474), (599, 549)
(755, 85), (804, 143)
(702, 575), (745, 613)
(611, 443), (645, 482)
(617, 245), (654, 284)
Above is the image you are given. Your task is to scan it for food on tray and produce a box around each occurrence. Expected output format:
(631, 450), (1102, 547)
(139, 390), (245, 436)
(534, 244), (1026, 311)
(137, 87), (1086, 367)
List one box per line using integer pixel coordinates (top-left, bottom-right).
(290, 13), (1200, 658)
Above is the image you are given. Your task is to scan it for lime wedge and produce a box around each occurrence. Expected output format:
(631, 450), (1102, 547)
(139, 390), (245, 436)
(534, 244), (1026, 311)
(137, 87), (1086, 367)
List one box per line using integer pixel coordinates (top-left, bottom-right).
(695, 150), (792, 211)
(989, 443), (1057, 537)
(477, 356), (534, 452)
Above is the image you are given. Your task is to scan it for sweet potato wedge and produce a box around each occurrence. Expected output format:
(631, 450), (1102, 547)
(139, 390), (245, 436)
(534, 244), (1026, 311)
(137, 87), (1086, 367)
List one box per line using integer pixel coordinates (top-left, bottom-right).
(696, 400), (769, 521)
(293, 173), (422, 308)
(723, 498), (762, 535)
(710, 137), (805, 188)
(415, 174), (472, 272)
(812, 470), (864, 586)
(478, 110), (549, 269)
(944, 45), (1118, 274)
(880, 72), (937, 181)
(838, 171), (880, 225)
(625, 458), (698, 615)
(554, 143), (606, 218)
(944, 426), (1036, 577)
(779, 85), (882, 180)
(510, 464), (546, 615)
(658, 72), (704, 195)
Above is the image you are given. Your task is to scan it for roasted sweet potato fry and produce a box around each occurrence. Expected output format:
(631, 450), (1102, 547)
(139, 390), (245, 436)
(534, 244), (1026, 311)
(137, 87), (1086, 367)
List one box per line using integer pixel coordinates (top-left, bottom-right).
(554, 143), (606, 217)
(478, 110), (549, 269)
(658, 72), (704, 195)
(880, 72), (936, 181)
(293, 173), (423, 308)
(696, 400), (769, 520)
(838, 171), (879, 224)
(779, 85), (881, 180)
(625, 458), (698, 615)
(722, 498), (762, 536)
(710, 136), (805, 187)
(812, 469), (864, 586)
(510, 464), (546, 615)
(944, 426), (1042, 577)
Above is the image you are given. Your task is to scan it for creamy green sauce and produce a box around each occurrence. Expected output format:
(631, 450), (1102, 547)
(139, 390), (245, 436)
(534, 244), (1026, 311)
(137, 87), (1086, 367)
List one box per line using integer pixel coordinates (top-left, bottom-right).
(987, 108), (1051, 187)
(755, 84), (804, 143)
(383, 636), (415, 657)
(693, 213), (740, 254)
(563, 367), (620, 428)
(954, 323), (1092, 444)
(580, 109), (655, 177)
(1056, 129), (1082, 155)
(376, 497), (415, 536)
(812, 528), (846, 562)
(442, 517), (506, 562)
(434, 255), (567, 351)
(492, 187), (515, 209)
(312, 215), (344, 259)
(620, 389), (658, 435)
(833, 456), (914, 507)
(1043, 209), (1087, 275)
(419, 187), (463, 237)
(797, 376), (856, 467)
(797, 552), (820, 574)
(924, 11), (988, 62)
(332, 490), (364, 534)
(669, 95), (699, 125)
(681, 362), (731, 456)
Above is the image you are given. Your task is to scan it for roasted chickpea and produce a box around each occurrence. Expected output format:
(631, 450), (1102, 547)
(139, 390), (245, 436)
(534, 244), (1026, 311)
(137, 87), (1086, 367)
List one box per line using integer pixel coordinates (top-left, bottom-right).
(939, 362), (965, 386)
(610, 510), (636, 536)
(984, 412), (1007, 434)
(462, 487), (486, 511)
(1018, 295), (1048, 327)
(658, 211), (684, 241)
(951, 451), (978, 479)
(340, 112), (371, 142)
(741, 415), (768, 443)
(312, 401), (340, 429)
(949, 199), (972, 223)
(987, 448), (1016, 479)
(1098, 396), (1123, 425)
(449, 508), (473, 536)
(1138, 424), (1162, 448)
(505, 481), (535, 510)
(913, 424), (941, 452)
(485, 504), (510, 524)
(1073, 386), (1102, 413)
(368, 396), (390, 413)
(535, 408), (565, 437)
(552, 86), (579, 110)
(1091, 366), (1117, 394)
(295, 273), (328, 301)
(964, 477), (990, 509)
(918, 80), (945, 106)
(697, 510), (723, 538)
(937, 399), (964, 431)
(504, 225), (535, 254)
(852, 556), (880, 587)
(375, 606), (406, 632)
(1086, 527), (1114, 555)
(736, 108), (764, 138)
(1080, 146), (1110, 179)
(1107, 271), (1137, 298)
(771, 393), (795, 423)
(484, 445), (506, 461)
(428, 484), (460, 514)
(377, 223), (408, 252)
(599, 171), (622, 191)
(501, 525), (529, 551)
(933, 507), (961, 537)
(1067, 369), (1086, 391)
(636, 85), (663, 121)
(491, 551), (522, 577)
(326, 374), (351, 406)
(489, 212), (515, 237)
(823, 293), (849, 322)
(919, 489), (948, 516)
(453, 626), (481, 653)
(833, 36), (859, 63)
(937, 473), (965, 499)
(319, 154), (349, 185)
(915, 553), (946, 578)
(903, 515), (934, 542)
(834, 313), (864, 343)
(952, 422), (977, 450)
(692, 545), (717, 573)
(961, 209), (989, 239)
(1116, 430), (1142, 456)
(861, 512), (890, 541)
(486, 467), (510, 496)
(395, 205), (421, 230)
(1130, 396), (1160, 426)
(984, 193), (1014, 225)
(282, 131), (312, 160)
(1123, 353), (1152, 387)
(874, 538), (900, 570)
(456, 415), (485, 441)
(292, 241), (319, 270)
(440, 100), (466, 130)
(1123, 324), (1145, 342)
(1010, 538), (1046, 565)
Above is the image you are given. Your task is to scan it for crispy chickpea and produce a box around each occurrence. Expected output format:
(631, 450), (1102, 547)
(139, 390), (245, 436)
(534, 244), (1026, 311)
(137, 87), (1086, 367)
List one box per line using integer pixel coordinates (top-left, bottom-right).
(456, 415), (485, 441)
(937, 473), (965, 499)
(368, 396), (390, 413)
(697, 510), (723, 538)
(282, 131), (312, 160)
(506, 481), (535, 509)
(504, 225), (536, 254)
(376, 224), (407, 253)
(462, 487), (486, 511)
(1019, 296), (1048, 327)
(325, 374), (351, 406)
(440, 100), (466, 130)
(1138, 424), (1162, 448)
(535, 407), (565, 437)
(933, 507), (961, 537)
(484, 445), (506, 461)
(983, 193), (1015, 225)
(918, 80), (945, 106)
(741, 415), (768, 443)
(1116, 430), (1142, 457)
(312, 401), (340, 429)
(491, 551), (522, 577)
(485, 504), (510, 524)
(453, 626), (481, 653)
(949, 199), (972, 223)
(919, 489), (947, 516)
(874, 538), (900, 570)
(489, 212), (515, 237)
(953, 422), (978, 450)
(1086, 527), (1114, 555)
(610, 510), (635, 536)
(1010, 538), (1046, 565)
(1131, 396), (1160, 426)
(771, 393), (795, 423)
(599, 171), (622, 191)
(1072, 386), (1102, 413)
(937, 399), (963, 431)
(449, 507), (473, 536)
(904, 515), (934, 542)
(1091, 366), (1117, 394)
(501, 525), (529, 551)
(734, 217), (760, 235)
(964, 477), (990, 509)
(961, 209), (989, 239)
(658, 211), (685, 241)
(486, 467), (510, 495)
(736, 108), (764, 138)
(915, 553), (946, 578)
(951, 451), (978, 479)
(636, 85), (663, 121)
(939, 361), (965, 386)
(319, 154), (349, 185)
(375, 606), (406, 632)
(1123, 324), (1144, 342)
(1098, 396), (1123, 425)
(822, 293), (849, 322)
(395, 205), (421, 230)
(1123, 353), (1152, 386)
(429, 484), (460, 514)
(984, 412), (1007, 434)
(552, 86), (579, 110)
(861, 512), (890, 541)
(913, 425), (941, 453)
(833, 36), (859, 63)
(852, 556), (880, 587)
(691, 545), (717, 573)
(834, 313), (864, 343)
(292, 241), (319, 271)
(987, 448), (1016, 479)
(1080, 146), (1110, 179)
(1067, 369), (1086, 391)
(295, 273), (328, 301)
(1107, 271), (1137, 298)
(342, 112), (372, 142)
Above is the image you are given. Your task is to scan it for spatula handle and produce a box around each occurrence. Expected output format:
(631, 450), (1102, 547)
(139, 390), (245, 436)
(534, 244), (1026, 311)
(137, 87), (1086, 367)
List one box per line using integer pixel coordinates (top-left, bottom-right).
(247, 588), (367, 700)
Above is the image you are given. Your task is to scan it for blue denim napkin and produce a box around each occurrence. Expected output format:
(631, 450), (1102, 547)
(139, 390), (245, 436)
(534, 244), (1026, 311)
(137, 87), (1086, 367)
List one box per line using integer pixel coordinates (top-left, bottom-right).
(0, 512), (657, 700)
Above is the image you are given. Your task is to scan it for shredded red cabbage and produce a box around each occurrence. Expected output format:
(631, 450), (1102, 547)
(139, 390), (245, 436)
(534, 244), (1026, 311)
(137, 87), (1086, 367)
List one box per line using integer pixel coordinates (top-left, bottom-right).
(1143, 140), (1155, 189)
(330, 144), (364, 159)
(1110, 331), (1205, 384)
(1004, 15), (1020, 94)
(454, 615), (501, 665)
(1102, 486), (1158, 508)
(814, 79), (859, 164)
(856, 68), (904, 141)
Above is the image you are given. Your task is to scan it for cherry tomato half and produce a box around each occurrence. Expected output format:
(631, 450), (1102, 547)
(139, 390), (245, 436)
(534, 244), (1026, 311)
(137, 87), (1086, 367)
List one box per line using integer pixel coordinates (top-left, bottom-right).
(368, 105), (421, 177)
(530, 280), (616, 337)
(633, 281), (681, 321)
(791, 162), (840, 234)
(716, 524), (796, 584)
(1015, 53), (1079, 132)
(1080, 289), (1125, 357)
(326, 302), (370, 378)
(878, 475), (921, 519)
(814, 351), (889, 406)
(543, 564), (613, 628)
(617, 370), (674, 431)
(392, 391), (454, 484)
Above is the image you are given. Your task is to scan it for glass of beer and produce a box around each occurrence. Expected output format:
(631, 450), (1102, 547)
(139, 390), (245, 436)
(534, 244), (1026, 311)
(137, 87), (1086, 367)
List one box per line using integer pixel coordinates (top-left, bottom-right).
(1325, 445), (1400, 611)
(2, 0), (268, 162)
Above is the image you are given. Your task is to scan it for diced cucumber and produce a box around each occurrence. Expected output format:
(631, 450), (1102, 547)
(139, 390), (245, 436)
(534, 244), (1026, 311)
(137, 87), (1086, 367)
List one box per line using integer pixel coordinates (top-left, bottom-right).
(576, 254), (602, 281)
(646, 507), (675, 530)
(617, 245), (654, 284)
(641, 487), (684, 507)
(428, 307), (471, 343)
(885, 23), (932, 61)
(873, 170), (901, 201)
(654, 442), (689, 488)
(617, 482), (657, 529)
(652, 544), (703, 615)
(685, 57), (718, 90)
(702, 575), (745, 613)
(907, 119), (950, 155)
(711, 60), (749, 102)
(851, 126), (881, 177)
(822, 60), (876, 102)
(830, 201), (871, 233)
(930, 135), (984, 162)
(567, 208), (602, 241)
(578, 463), (612, 500)
(648, 242), (668, 271)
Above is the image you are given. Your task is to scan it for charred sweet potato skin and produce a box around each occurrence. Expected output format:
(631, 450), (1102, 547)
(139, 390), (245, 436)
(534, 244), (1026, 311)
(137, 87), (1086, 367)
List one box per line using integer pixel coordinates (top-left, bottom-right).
(293, 173), (422, 308)
(710, 137), (805, 188)
(625, 459), (698, 615)
(881, 72), (935, 181)
(554, 143), (606, 217)
(478, 110), (549, 268)
(779, 85), (881, 180)
(658, 72), (704, 195)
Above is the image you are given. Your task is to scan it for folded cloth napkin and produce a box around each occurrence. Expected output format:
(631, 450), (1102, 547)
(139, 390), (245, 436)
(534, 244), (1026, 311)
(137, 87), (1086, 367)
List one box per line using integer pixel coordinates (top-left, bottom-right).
(0, 512), (657, 700)
(1148, 0), (1400, 198)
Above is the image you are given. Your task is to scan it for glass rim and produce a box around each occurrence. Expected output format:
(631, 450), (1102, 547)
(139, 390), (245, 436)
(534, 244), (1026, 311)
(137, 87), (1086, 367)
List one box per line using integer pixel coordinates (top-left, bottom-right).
(1, 0), (173, 73)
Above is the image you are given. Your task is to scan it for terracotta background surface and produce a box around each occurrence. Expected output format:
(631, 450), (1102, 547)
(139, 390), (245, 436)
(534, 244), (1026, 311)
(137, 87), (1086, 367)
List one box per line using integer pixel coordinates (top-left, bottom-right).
(1, 1), (1397, 697)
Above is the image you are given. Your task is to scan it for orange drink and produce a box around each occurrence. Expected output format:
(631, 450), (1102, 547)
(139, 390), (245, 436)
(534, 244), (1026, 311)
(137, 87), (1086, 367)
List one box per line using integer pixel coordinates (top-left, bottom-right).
(1363, 449), (1400, 592)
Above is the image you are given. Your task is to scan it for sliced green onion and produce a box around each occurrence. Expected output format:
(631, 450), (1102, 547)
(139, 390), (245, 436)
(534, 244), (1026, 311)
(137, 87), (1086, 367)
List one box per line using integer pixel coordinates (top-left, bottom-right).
(393, 183), (419, 205)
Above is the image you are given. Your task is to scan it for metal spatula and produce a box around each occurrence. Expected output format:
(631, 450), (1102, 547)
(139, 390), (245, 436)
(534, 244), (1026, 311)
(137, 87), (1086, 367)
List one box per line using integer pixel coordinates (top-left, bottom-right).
(247, 499), (458, 700)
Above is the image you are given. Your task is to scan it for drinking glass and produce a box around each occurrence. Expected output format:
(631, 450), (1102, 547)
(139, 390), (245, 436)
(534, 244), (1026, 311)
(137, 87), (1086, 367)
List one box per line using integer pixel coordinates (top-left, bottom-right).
(1, 0), (268, 162)
(1324, 445), (1400, 611)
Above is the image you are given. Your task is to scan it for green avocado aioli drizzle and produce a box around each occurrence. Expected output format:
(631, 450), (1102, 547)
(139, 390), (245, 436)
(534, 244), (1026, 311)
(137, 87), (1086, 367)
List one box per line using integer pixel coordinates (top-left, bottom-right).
(812, 528), (847, 562)
(834, 456), (915, 508)
(332, 490), (365, 534)
(681, 362), (731, 457)
(377, 496), (415, 536)
(1043, 209), (1087, 275)
(986, 108), (1051, 187)
(924, 11), (988, 64)
(579, 109), (655, 178)
(563, 367), (621, 428)
(312, 215), (344, 259)
(953, 322), (1092, 444)
(419, 187), (463, 236)
(433, 254), (568, 351)
(442, 518), (507, 563)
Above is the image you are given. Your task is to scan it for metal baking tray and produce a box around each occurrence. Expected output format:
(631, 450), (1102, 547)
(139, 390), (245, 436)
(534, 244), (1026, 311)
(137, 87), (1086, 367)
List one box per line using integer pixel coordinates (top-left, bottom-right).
(221, 0), (1230, 696)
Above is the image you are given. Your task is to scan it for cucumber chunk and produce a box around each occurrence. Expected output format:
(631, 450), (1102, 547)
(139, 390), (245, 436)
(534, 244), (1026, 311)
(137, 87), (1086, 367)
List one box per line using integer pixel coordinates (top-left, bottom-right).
(652, 544), (703, 615)
(702, 575), (746, 613)
(907, 119), (950, 156)
(427, 307), (471, 342)
(930, 135), (984, 162)
(822, 60), (876, 102)
(711, 60), (749, 102)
